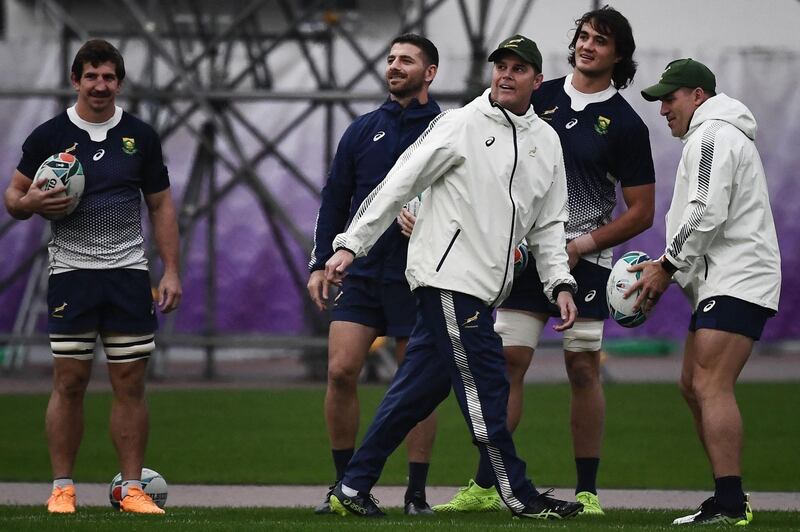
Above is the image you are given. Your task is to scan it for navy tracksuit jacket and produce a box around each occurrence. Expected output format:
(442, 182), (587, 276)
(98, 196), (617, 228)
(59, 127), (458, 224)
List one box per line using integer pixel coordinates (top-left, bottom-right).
(309, 97), (441, 283)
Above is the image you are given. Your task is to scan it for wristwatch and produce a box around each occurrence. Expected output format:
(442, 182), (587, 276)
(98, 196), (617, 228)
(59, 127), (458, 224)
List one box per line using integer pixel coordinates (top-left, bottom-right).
(660, 256), (678, 276)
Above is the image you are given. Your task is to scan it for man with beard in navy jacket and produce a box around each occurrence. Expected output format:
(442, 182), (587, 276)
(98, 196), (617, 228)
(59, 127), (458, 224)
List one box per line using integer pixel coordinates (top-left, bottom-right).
(307, 33), (440, 515)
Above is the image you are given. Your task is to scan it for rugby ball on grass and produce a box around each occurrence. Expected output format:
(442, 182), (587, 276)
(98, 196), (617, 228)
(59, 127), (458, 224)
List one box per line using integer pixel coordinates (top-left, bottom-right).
(109, 467), (168, 510)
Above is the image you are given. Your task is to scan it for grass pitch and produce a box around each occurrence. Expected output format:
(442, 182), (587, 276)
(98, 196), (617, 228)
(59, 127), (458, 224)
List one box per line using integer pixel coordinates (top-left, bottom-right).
(1, 507), (799, 532)
(0, 383), (798, 491)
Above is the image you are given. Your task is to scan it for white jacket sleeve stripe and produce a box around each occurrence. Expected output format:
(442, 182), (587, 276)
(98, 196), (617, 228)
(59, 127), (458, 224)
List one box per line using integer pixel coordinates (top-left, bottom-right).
(667, 122), (723, 260)
(347, 110), (451, 227)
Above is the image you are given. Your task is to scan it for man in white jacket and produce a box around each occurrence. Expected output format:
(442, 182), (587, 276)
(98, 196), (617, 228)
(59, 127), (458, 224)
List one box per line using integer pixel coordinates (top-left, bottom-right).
(632, 58), (780, 526)
(324, 35), (582, 520)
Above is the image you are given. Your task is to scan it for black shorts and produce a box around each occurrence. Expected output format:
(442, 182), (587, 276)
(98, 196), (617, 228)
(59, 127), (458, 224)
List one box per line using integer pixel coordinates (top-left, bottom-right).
(331, 275), (417, 337)
(689, 295), (775, 340)
(47, 269), (158, 334)
(500, 257), (610, 320)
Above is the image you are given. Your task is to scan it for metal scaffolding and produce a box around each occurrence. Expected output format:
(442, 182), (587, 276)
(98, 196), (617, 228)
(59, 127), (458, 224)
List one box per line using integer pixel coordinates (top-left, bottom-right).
(0, 0), (537, 375)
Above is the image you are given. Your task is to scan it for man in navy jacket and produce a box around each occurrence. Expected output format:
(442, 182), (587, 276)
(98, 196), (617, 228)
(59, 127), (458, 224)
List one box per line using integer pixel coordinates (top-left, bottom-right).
(307, 33), (440, 515)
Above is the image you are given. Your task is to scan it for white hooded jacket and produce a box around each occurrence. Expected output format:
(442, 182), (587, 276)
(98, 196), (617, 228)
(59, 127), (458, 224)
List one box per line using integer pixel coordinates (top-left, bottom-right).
(664, 93), (781, 311)
(333, 89), (576, 307)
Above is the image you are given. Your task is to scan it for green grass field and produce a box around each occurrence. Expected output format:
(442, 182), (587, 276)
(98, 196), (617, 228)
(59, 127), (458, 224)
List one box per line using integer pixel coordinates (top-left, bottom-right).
(0, 507), (798, 531)
(1, 382), (797, 491)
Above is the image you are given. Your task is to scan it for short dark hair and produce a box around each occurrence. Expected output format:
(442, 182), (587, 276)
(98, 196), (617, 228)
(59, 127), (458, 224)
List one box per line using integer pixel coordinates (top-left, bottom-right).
(71, 39), (126, 82)
(568, 6), (636, 90)
(391, 33), (439, 67)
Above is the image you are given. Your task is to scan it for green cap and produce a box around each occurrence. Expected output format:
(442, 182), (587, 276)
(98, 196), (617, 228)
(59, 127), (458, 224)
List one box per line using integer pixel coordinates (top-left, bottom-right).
(488, 34), (542, 72)
(641, 58), (716, 101)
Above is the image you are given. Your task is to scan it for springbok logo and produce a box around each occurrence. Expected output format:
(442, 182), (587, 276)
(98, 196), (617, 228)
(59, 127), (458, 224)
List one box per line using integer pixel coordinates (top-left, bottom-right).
(462, 311), (480, 328)
(539, 106), (558, 121)
(52, 302), (68, 318)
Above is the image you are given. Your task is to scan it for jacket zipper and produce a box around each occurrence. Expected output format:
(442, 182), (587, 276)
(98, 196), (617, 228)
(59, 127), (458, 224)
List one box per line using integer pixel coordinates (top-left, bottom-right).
(436, 229), (461, 272)
(493, 101), (518, 306)
(703, 255), (709, 280)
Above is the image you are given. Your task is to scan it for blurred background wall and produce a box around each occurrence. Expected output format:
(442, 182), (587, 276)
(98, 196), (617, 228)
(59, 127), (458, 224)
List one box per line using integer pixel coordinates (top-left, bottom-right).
(1, 0), (797, 374)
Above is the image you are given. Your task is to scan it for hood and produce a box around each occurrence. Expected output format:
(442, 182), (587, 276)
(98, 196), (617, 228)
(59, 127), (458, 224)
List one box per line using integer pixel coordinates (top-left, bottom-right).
(684, 93), (757, 141)
(474, 88), (538, 130)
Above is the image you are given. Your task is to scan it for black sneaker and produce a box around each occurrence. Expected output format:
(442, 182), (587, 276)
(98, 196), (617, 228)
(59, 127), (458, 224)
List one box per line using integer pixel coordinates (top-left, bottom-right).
(404, 491), (434, 515)
(329, 482), (386, 518)
(313, 484), (335, 514)
(515, 489), (583, 520)
(672, 496), (748, 525)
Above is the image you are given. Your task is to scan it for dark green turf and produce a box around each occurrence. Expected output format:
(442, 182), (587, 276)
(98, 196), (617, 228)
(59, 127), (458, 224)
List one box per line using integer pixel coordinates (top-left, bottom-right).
(0, 507), (798, 532)
(1, 383), (797, 490)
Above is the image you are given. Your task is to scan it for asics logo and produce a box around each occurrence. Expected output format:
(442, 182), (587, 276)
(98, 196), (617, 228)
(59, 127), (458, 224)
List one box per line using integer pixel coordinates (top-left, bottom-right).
(565, 118), (578, 129)
(584, 290), (596, 302)
(462, 311), (480, 328)
(703, 300), (716, 312)
(93, 149), (105, 161)
(485, 136), (495, 146)
(342, 497), (368, 514)
(373, 131), (385, 142)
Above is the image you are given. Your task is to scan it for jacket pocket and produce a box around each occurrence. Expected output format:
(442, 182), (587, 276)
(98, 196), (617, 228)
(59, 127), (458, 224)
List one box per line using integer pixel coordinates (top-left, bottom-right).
(436, 229), (461, 272)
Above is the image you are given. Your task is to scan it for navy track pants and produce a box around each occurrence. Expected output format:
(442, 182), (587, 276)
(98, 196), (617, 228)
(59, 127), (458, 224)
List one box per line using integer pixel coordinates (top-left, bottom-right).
(341, 287), (538, 512)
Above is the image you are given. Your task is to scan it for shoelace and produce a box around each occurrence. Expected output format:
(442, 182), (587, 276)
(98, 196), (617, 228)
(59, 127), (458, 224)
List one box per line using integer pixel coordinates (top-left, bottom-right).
(52, 488), (73, 502)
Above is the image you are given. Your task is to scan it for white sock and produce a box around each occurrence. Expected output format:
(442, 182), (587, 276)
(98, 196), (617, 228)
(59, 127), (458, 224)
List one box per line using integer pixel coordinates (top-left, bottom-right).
(341, 484), (358, 497)
(53, 478), (73, 490)
(121, 480), (142, 498)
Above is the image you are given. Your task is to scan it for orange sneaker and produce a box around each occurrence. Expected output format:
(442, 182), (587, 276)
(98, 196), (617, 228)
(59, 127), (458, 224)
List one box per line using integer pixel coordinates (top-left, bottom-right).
(47, 485), (76, 513)
(120, 486), (165, 514)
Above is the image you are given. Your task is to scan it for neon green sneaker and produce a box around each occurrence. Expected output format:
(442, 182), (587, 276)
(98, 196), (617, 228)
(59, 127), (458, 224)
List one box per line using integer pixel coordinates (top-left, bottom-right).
(432, 479), (503, 513)
(745, 493), (753, 523)
(576, 491), (604, 516)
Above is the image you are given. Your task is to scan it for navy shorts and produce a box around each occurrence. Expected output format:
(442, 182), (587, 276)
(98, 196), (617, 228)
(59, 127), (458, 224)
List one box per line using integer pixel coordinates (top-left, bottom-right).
(331, 275), (417, 337)
(501, 257), (610, 320)
(47, 269), (158, 334)
(689, 295), (775, 340)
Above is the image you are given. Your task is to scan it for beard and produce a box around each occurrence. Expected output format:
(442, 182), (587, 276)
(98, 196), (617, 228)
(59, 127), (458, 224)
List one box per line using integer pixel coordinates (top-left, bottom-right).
(387, 75), (425, 99)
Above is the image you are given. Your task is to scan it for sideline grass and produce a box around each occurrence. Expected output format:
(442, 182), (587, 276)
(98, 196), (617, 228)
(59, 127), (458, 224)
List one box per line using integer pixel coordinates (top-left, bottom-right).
(0, 507), (799, 531)
(1, 383), (797, 490)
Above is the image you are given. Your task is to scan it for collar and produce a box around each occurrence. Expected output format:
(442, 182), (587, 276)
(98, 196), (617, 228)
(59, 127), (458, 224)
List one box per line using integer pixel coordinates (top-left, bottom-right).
(67, 105), (123, 142)
(563, 74), (617, 112)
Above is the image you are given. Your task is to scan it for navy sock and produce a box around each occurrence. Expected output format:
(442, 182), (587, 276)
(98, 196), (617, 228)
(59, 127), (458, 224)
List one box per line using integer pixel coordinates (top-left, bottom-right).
(575, 457), (600, 495)
(332, 448), (354, 482)
(715, 476), (745, 513)
(474, 454), (494, 489)
(405, 462), (430, 503)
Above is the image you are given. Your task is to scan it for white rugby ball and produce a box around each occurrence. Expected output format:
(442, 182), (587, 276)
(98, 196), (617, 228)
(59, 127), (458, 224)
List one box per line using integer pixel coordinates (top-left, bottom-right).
(606, 251), (651, 328)
(403, 194), (422, 217)
(30, 152), (85, 220)
(108, 467), (168, 510)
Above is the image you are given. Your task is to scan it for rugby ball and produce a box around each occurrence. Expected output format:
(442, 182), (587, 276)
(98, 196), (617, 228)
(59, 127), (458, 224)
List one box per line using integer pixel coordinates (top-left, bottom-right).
(108, 467), (168, 510)
(404, 194), (422, 217)
(30, 152), (85, 220)
(606, 251), (651, 328)
(513, 243), (529, 277)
